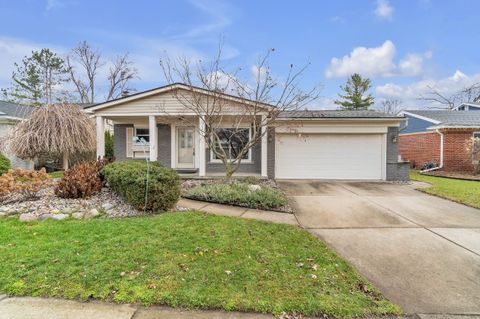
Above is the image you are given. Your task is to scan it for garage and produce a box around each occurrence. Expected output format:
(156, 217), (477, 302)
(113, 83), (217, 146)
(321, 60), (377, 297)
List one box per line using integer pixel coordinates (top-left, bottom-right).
(275, 133), (385, 180)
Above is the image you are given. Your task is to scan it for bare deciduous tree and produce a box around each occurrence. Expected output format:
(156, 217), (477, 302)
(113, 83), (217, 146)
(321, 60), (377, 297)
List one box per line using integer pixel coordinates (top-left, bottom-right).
(377, 99), (404, 115)
(160, 47), (320, 177)
(67, 41), (104, 104)
(106, 53), (138, 101)
(67, 41), (138, 103)
(419, 83), (480, 109)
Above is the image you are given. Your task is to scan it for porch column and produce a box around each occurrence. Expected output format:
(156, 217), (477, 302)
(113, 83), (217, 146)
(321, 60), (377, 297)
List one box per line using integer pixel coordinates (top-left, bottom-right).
(149, 115), (158, 161)
(198, 116), (206, 176)
(96, 116), (105, 159)
(261, 115), (268, 177)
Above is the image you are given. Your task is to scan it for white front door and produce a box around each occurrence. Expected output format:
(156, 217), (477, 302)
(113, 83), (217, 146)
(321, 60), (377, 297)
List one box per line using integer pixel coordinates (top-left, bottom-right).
(176, 127), (195, 168)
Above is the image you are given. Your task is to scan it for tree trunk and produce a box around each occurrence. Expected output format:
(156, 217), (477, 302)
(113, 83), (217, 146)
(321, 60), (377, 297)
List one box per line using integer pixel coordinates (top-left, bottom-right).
(62, 152), (69, 171)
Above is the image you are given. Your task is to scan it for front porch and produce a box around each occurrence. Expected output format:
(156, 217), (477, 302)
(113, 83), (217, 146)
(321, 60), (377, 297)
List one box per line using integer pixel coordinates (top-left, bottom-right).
(95, 115), (268, 178)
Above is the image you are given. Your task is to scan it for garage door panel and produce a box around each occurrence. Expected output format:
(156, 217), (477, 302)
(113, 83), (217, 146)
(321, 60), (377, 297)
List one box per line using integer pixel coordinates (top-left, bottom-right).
(276, 134), (383, 180)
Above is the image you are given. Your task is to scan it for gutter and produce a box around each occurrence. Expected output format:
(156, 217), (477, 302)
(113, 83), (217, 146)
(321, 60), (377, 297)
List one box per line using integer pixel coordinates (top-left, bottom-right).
(421, 129), (444, 173)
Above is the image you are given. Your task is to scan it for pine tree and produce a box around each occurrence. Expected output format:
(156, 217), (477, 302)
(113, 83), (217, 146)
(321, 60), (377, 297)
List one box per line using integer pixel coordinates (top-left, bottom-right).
(1, 48), (70, 106)
(334, 73), (374, 110)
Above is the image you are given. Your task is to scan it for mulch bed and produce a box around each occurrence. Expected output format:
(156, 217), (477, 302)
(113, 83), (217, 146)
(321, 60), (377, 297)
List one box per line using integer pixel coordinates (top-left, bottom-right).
(421, 170), (480, 181)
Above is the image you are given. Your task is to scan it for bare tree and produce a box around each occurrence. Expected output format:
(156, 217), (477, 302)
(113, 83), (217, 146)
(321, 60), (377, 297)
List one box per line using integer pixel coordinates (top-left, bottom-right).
(377, 99), (404, 115)
(419, 83), (480, 109)
(67, 41), (104, 104)
(67, 41), (138, 103)
(160, 47), (320, 177)
(106, 53), (138, 101)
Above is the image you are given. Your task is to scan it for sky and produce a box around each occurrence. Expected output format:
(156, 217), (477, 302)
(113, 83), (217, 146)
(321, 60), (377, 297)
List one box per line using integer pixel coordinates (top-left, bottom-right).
(0, 0), (479, 109)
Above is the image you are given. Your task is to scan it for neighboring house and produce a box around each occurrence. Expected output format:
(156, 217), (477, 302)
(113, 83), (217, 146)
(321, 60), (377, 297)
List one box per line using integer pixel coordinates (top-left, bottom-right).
(456, 102), (480, 111)
(0, 101), (34, 170)
(398, 109), (480, 172)
(86, 83), (409, 181)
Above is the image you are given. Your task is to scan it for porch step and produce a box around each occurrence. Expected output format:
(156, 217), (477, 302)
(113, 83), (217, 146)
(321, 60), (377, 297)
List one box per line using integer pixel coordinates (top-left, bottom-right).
(175, 168), (199, 174)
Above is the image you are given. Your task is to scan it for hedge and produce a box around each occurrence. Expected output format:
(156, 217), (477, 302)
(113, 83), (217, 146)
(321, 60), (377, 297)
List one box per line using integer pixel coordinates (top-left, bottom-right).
(103, 161), (180, 212)
(0, 153), (11, 175)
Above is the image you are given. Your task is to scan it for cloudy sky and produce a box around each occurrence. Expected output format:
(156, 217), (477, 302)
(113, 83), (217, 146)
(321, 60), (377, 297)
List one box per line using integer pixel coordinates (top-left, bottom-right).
(0, 0), (479, 109)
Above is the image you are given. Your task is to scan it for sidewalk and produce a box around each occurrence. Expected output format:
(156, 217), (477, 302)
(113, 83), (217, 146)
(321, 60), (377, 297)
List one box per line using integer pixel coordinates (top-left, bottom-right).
(177, 198), (299, 226)
(0, 296), (274, 319)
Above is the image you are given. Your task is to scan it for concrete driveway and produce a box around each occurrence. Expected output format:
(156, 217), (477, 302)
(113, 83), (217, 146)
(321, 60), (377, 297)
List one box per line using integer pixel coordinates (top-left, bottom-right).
(278, 180), (480, 315)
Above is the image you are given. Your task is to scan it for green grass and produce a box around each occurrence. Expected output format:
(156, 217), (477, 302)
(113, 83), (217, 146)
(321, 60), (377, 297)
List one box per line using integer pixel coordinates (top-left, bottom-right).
(0, 213), (400, 317)
(186, 183), (288, 210)
(48, 171), (64, 178)
(410, 170), (480, 208)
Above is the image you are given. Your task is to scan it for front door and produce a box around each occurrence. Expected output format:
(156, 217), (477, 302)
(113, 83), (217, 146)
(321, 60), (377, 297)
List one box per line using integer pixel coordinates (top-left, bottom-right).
(176, 127), (195, 168)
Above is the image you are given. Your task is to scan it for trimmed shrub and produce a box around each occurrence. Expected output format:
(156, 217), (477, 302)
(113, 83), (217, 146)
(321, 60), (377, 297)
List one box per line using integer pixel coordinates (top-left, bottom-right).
(0, 153), (11, 175)
(54, 160), (106, 199)
(186, 182), (288, 210)
(103, 161), (180, 212)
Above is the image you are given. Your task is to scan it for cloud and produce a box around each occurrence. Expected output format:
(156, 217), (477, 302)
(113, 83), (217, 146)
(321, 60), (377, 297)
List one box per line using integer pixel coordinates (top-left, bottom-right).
(376, 70), (480, 108)
(325, 40), (431, 79)
(179, 0), (233, 38)
(374, 0), (394, 20)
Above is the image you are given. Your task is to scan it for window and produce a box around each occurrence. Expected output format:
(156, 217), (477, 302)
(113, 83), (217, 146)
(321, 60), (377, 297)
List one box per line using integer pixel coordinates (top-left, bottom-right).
(211, 127), (251, 161)
(473, 133), (480, 163)
(134, 128), (150, 145)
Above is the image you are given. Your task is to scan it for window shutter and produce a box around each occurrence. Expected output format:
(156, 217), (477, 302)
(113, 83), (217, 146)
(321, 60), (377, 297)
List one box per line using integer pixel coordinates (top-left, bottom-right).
(126, 127), (133, 158)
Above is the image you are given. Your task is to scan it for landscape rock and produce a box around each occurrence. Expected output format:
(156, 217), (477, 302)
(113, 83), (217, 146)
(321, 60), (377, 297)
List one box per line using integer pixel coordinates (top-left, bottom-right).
(102, 203), (114, 211)
(248, 184), (262, 192)
(19, 213), (37, 222)
(50, 209), (61, 214)
(38, 214), (54, 221)
(89, 208), (100, 216)
(72, 212), (84, 220)
(51, 213), (68, 221)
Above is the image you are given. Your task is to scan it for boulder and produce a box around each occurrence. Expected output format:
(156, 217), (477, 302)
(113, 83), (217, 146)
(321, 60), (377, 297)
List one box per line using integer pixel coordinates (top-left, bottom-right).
(19, 213), (37, 222)
(51, 213), (68, 221)
(248, 184), (262, 192)
(101, 203), (114, 211)
(72, 212), (84, 220)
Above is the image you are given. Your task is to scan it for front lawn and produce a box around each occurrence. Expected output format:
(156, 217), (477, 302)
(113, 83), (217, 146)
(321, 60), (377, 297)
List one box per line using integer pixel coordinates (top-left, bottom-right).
(0, 213), (399, 317)
(185, 182), (289, 211)
(410, 170), (480, 208)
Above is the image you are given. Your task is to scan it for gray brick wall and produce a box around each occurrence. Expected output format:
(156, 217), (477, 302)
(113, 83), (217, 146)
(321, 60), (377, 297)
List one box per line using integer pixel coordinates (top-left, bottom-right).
(267, 127), (275, 179)
(386, 126), (410, 181)
(205, 139), (261, 174)
(113, 124), (133, 160)
(157, 124), (171, 167)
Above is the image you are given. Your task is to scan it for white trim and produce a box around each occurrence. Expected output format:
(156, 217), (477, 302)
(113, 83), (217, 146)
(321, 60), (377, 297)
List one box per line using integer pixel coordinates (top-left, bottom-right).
(96, 116), (105, 158)
(261, 115), (268, 177)
(428, 125), (480, 130)
(209, 127), (252, 163)
(148, 116), (158, 161)
(382, 133), (387, 180)
(198, 117), (206, 176)
(455, 102), (480, 110)
(398, 111), (441, 124)
(170, 124), (176, 168)
(86, 83), (273, 112)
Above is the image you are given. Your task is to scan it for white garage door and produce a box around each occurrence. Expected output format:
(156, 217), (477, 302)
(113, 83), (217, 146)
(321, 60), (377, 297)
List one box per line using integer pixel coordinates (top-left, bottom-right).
(275, 133), (384, 180)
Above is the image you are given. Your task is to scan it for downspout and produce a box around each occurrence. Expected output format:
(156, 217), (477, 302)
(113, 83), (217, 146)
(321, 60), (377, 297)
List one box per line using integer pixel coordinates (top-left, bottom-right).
(421, 129), (444, 172)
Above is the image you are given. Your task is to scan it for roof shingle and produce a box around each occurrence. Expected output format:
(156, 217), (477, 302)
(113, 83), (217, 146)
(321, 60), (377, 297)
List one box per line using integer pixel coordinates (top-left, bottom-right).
(404, 110), (480, 127)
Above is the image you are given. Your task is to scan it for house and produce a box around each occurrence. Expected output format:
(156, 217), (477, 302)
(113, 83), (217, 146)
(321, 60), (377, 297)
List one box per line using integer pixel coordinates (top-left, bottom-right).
(398, 109), (480, 172)
(0, 101), (34, 170)
(86, 83), (409, 181)
(456, 102), (480, 111)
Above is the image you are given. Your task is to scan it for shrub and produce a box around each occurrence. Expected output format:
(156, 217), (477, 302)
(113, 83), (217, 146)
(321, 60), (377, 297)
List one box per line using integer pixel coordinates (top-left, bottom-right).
(0, 153), (11, 174)
(105, 131), (114, 160)
(54, 160), (106, 199)
(0, 168), (52, 202)
(186, 182), (288, 210)
(103, 161), (180, 212)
